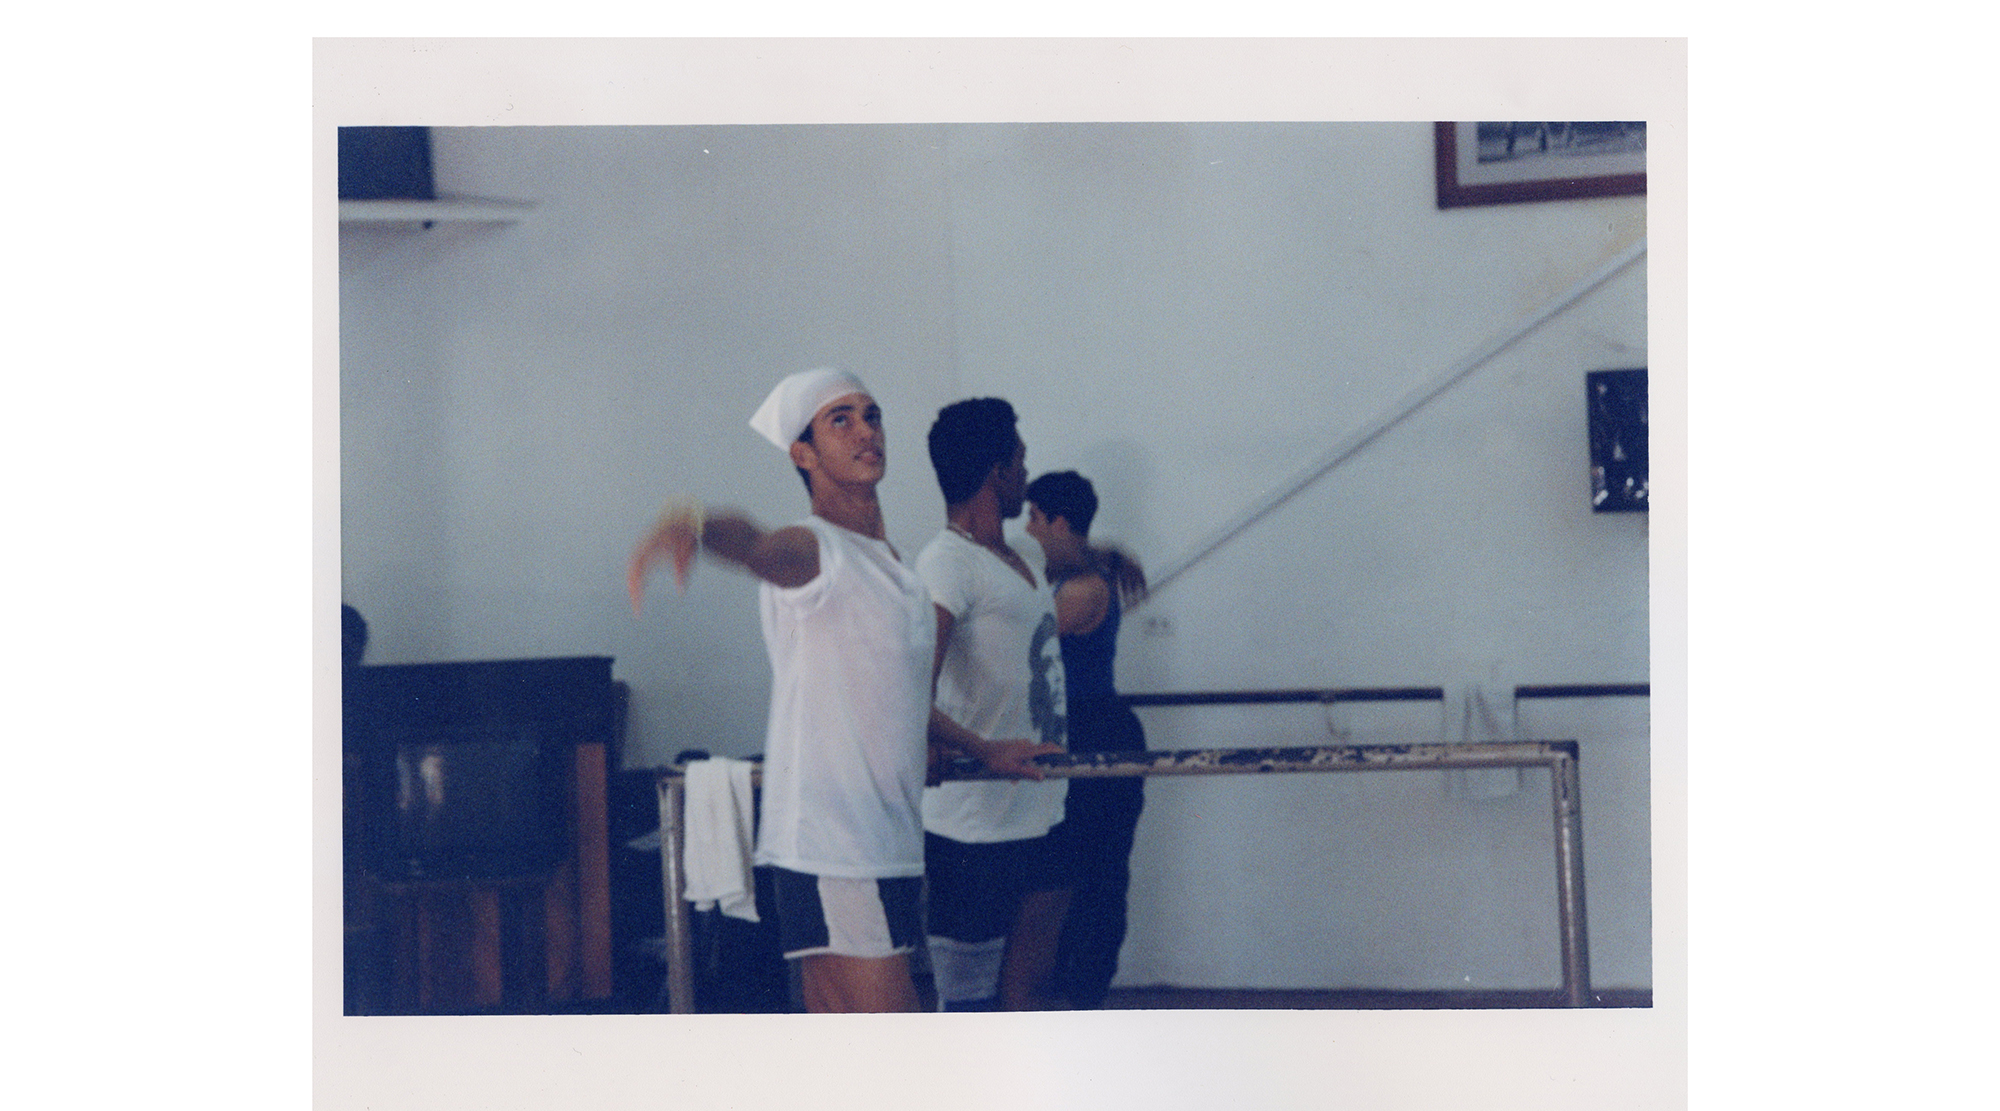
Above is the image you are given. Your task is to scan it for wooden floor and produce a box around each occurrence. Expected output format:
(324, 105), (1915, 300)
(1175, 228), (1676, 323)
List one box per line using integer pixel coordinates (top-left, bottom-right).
(545, 976), (1654, 1015)
(1100, 986), (1652, 1010)
(579, 941), (1656, 1014)
(906, 973), (1649, 1013)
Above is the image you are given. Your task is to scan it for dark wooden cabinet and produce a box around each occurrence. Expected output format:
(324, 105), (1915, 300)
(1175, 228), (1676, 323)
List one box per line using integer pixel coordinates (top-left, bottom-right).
(342, 657), (620, 1014)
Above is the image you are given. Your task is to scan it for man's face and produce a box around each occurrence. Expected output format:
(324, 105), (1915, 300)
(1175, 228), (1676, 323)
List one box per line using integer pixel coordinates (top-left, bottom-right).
(1024, 503), (1048, 544)
(996, 436), (1028, 519)
(1025, 503), (1083, 562)
(796, 392), (886, 488)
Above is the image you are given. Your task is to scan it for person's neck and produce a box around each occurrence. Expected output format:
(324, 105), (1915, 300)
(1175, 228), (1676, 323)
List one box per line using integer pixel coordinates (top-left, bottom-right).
(946, 494), (1005, 547)
(812, 484), (886, 541)
(1042, 537), (1090, 578)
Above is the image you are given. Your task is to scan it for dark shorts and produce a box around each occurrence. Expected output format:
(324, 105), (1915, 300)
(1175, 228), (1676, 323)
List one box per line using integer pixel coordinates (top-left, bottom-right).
(923, 829), (1078, 944)
(768, 866), (923, 960)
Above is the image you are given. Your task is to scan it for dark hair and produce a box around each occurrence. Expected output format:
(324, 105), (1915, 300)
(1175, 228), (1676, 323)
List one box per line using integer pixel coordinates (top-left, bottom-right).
(927, 398), (1019, 505)
(1025, 470), (1098, 536)
(341, 604), (369, 667)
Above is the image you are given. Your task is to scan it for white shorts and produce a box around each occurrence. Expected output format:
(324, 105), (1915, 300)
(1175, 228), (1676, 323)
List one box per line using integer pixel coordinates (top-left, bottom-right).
(768, 866), (923, 960)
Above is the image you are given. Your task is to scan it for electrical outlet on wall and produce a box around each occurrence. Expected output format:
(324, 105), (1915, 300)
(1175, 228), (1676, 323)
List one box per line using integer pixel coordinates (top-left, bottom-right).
(1141, 614), (1174, 638)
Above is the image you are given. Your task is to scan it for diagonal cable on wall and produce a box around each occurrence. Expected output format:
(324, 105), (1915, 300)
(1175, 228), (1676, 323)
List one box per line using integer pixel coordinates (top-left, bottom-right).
(1143, 236), (1649, 601)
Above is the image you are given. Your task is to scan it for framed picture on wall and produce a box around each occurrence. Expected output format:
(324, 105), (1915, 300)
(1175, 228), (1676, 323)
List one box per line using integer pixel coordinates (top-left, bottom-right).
(1434, 121), (1646, 208)
(1586, 368), (1648, 513)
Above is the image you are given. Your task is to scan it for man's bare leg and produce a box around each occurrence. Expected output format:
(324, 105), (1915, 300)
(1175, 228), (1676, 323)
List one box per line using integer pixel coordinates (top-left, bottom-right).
(799, 952), (921, 1013)
(999, 887), (1073, 1011)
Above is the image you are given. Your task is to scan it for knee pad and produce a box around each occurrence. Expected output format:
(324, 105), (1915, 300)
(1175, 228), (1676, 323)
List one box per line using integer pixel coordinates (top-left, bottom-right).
(925, 935), (1005, 1007)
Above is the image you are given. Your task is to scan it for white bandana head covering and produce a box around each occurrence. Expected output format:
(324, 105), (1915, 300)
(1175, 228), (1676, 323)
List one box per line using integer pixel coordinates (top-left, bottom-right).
(748, 367), (870, 450)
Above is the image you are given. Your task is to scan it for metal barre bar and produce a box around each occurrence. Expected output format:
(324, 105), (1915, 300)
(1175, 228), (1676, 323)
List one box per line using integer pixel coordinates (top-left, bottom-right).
(938, 740), (1574, 779)
(654, 739), (1591, 1010)
(1122, 687), (1446, 707)
(1514, 683), (1649, 699)
(654, 741), (1570, 784)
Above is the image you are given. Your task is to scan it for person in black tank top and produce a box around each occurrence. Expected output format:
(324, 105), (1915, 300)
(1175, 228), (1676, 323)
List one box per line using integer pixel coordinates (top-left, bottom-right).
(1025, 471), (1148, 1009)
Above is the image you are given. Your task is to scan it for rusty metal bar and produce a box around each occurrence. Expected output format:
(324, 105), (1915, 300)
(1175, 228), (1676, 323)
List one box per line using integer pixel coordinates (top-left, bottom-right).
(652, 740), (1592, 1011)
(653, 775), (696, 1016)
(941, 741), (1565, 780)
(1547, 742), (1593, 1006)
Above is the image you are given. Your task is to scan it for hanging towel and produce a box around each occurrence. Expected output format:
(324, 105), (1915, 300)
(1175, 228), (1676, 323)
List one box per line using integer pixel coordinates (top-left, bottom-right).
(681, 757), (759, 922)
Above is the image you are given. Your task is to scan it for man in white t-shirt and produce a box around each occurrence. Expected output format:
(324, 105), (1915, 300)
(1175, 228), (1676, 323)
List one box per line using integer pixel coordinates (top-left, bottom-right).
(920, 397), (1074, 1011)
(628, 369), (1049, 1013)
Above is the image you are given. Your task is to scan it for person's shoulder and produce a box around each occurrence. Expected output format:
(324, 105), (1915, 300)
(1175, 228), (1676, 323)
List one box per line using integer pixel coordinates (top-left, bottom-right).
(782, 517), (832, 553)
(916, 529), (969, 564)
(916, 528), (952, 553)
(1057, 570), (1112, 627)
(914, 530), (957, 575)
(1058, 568), (1110, 595)
(757, 520), (829, 591)
(916, 531), (983, 605)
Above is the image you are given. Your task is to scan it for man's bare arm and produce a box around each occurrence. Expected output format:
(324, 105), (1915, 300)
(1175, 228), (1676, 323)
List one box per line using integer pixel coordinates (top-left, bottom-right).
(927, 707), (1056, 782)
(701, 515), (820, 588)
(1052, 573), (1110, 638)
(628, 505), (820, 611)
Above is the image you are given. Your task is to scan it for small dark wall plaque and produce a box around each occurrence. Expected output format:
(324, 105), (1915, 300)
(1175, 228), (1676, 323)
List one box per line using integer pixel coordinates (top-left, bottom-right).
(1587, 368), (1648, 512)
(338, 126), (436, 200)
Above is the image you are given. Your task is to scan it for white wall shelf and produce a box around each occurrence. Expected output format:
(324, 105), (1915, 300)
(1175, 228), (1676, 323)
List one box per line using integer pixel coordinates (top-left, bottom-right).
(339, 195), (534, 225)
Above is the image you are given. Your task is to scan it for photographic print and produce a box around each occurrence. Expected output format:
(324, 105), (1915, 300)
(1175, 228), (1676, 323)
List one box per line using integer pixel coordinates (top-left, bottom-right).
(317, 39), (1686, 1111)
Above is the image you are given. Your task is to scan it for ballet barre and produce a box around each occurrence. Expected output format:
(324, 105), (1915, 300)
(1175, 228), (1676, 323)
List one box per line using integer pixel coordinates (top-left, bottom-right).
(653, 739), (1590, 1013)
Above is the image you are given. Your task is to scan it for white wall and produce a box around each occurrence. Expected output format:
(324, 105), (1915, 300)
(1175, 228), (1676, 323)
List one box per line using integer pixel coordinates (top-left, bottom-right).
(339, 122), (1650, 993)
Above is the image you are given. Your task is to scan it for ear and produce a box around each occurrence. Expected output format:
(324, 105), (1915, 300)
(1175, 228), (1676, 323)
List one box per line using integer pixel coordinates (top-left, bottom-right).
(789, 438), (817, 473)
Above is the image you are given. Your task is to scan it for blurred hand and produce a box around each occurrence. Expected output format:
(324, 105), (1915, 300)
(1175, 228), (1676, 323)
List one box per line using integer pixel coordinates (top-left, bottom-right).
(627, 504), (702, 613)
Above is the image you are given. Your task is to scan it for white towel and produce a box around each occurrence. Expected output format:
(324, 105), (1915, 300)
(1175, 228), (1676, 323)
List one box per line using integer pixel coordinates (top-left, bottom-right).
(681, 757), (759, 922)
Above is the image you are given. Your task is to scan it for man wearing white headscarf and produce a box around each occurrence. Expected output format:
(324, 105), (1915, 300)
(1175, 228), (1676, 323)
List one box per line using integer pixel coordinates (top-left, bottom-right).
(628, 368), (1051, 1012)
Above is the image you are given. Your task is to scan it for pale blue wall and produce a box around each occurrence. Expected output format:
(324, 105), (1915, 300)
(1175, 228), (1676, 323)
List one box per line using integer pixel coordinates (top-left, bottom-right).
(339, 122), (1650, 992)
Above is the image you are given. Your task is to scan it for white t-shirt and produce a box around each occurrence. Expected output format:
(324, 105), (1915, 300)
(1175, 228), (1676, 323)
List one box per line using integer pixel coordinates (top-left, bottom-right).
(918, 529), (1068, 843)
(752, 516), (936, 879)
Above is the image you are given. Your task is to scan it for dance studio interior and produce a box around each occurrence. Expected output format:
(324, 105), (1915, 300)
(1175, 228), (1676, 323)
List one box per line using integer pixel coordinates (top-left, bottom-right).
(336, 118), (1657, 1018)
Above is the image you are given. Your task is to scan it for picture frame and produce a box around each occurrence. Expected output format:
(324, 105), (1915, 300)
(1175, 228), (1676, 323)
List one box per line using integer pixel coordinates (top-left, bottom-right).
(1434, 121), (1646, 209)
(1586, 368), (1648, 513)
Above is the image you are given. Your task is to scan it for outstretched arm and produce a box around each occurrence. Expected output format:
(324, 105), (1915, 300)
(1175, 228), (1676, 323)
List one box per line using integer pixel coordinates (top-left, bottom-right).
(628, 503), (821, 612)
(1096, 546), (1149, 607)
